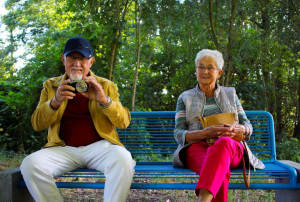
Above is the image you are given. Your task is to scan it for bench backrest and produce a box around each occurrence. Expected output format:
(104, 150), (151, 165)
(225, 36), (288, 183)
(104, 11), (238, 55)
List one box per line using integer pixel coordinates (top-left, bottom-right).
(117, 111), (276, 161)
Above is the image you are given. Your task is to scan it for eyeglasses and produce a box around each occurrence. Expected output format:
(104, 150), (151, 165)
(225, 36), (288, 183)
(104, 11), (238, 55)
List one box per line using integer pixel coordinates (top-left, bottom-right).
(197, 66), (218, 72)
(67, 55), (91, 63)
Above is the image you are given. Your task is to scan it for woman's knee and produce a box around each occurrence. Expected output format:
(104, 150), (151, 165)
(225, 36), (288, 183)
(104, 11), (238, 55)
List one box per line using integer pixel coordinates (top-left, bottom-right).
(215, 137), (233, 145)
(211, 137), (235, 150)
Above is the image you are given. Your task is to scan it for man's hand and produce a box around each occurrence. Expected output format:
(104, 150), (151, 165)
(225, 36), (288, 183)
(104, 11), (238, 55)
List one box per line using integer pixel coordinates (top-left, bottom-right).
(81, 76), (108, 105)
(51, 79), (76, 110)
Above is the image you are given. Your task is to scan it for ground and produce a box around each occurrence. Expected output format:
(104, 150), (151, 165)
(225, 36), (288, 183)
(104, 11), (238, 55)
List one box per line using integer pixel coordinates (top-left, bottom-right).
(60, 188), (275, 202)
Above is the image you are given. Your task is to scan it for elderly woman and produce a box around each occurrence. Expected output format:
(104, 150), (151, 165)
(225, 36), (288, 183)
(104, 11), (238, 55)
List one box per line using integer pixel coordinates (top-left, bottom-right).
(173, 49), (265, 202)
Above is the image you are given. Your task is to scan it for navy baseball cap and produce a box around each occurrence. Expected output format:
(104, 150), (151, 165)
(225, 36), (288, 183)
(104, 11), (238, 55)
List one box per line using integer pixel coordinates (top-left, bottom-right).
(63, 37), (93, 58)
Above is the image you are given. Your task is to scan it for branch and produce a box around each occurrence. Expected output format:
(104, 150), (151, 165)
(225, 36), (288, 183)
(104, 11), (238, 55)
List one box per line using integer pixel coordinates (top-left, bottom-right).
(192, 0), (210, 31)
(208, 0), (220, 51)
(224, 0), (237, 86)
(291, 0), (300, 16)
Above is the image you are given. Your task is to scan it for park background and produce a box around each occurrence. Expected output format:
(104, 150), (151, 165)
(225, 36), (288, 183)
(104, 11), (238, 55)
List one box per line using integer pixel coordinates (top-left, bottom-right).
(0, 0), (299, 201)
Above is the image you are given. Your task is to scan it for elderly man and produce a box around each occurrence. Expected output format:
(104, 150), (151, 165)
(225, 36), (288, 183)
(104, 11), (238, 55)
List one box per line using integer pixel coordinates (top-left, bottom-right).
(20, 37), (135, 202)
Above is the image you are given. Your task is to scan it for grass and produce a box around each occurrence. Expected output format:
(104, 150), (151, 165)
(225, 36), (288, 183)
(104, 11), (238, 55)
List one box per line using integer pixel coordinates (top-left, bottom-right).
(0, 151), (275, 201)
(0, 150), (25, 171)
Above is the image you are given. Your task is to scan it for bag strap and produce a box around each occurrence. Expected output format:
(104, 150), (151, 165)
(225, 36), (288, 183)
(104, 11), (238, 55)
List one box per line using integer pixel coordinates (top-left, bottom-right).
(241, 140), (250, 188)
(197, 116), (206, 128)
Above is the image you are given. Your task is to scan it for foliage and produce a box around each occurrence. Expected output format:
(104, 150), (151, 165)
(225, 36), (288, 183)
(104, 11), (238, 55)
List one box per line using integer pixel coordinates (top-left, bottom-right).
(0, 0), (299, 154)
(133, 154), (173, 162)
(277, 138), (300, 163)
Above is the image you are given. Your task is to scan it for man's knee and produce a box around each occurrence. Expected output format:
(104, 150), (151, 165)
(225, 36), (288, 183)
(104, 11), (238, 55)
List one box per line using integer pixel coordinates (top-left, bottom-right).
(21, 152), (47, 177)
(21, 154), (38, 177)
(114, 147), (135, 165)
(108, 146), (135, 172)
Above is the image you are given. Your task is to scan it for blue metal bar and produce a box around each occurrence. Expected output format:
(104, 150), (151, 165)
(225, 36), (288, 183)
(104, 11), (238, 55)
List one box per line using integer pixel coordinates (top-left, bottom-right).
(273, 160), (298, 185)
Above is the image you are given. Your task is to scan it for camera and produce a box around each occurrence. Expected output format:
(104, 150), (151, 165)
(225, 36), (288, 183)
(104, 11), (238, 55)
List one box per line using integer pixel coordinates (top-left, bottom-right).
(67, 80), (89, 93)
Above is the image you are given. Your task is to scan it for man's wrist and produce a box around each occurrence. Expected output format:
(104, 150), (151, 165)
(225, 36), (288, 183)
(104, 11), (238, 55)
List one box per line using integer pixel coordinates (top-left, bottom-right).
(54, 93), (63, 103)
(50, 97), (60, 110)
(99, 96), (111, 107)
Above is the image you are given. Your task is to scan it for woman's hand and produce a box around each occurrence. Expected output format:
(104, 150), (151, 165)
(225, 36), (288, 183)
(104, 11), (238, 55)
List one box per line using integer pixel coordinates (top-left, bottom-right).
(218, 123), (247, 141)
(204, 125), (234, 139)
(185, 124), (248, 144)
(185, 125), (232, 144)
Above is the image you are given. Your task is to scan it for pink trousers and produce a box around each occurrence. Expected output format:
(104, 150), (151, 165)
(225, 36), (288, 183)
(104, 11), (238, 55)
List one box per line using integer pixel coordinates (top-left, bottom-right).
(185, 137), (244, 202)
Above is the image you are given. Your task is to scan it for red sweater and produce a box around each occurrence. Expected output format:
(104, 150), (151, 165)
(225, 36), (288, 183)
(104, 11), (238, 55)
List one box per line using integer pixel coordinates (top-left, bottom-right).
(59, 93), (102, 147)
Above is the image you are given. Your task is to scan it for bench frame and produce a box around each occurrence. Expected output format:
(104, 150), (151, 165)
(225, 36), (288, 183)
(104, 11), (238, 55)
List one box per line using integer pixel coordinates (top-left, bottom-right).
(2, 111), (300, 201)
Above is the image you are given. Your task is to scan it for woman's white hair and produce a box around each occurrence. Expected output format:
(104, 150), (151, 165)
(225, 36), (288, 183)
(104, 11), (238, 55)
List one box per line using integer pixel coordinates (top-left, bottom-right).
(195, 49), (224, 70)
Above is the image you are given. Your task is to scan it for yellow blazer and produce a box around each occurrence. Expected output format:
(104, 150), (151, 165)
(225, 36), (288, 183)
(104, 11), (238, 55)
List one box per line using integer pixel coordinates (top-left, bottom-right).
(31, 71), (131, 148)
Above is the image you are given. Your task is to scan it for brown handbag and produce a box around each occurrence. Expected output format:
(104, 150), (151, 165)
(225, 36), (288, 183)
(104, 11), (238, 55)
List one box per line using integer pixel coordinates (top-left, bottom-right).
(196, 112), (251, 188)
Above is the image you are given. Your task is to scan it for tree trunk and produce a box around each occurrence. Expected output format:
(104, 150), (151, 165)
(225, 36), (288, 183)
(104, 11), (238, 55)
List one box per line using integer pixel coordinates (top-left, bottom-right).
(275, 77), (283, 141)
(109, 30), (118, 81)
(131, 0), (142, 111)
(260, 44), (269, 111)
(108, 0), (130, 81)
(224, 0), (237, 87)
(208, 0), (221, 51)
(294, 66), (300, 139)
(10, 28), (14, 77)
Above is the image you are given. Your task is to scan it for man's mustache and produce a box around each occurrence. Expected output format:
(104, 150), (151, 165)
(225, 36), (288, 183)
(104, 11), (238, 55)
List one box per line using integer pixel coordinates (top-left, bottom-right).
(71, 67), (83, 71)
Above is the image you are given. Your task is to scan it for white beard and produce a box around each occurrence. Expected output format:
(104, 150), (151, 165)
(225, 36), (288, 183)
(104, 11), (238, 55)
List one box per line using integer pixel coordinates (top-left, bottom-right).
(70, 67), (83, 80)
(70, 73), (83, 80)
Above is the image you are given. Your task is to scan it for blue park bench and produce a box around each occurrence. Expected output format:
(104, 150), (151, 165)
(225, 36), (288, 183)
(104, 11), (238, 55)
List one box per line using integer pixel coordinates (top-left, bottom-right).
(2, 111), (300, 201)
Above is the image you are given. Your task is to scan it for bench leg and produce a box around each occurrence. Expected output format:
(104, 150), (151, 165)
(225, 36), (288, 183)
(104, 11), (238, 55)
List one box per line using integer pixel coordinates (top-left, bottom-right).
(275, 160), (300, 202)
(0, 167), (34, 202)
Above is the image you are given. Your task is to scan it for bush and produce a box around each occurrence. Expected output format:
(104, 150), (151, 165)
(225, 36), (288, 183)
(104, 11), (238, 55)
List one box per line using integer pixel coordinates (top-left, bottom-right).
(276, 138), (300, 163)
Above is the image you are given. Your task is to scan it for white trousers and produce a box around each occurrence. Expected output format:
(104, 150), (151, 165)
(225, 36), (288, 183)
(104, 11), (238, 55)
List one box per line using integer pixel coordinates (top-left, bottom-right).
(20, 140), (136, 202)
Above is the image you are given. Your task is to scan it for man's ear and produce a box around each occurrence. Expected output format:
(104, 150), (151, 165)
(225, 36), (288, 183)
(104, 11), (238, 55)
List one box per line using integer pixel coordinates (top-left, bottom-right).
(89, 57), (95, 66)
(60, 54), (66, 65)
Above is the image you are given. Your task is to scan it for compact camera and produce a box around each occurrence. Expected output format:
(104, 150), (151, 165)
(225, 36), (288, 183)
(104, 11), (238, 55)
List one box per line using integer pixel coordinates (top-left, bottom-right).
(67, 80), (89, 93)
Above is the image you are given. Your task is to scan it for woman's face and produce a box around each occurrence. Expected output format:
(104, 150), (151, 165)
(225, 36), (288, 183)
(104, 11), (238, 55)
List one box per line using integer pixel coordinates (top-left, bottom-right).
(195, 56), (223, 86)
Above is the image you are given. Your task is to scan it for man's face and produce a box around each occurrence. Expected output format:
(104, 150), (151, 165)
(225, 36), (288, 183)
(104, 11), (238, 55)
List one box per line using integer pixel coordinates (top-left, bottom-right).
(61, 52), (95, 80)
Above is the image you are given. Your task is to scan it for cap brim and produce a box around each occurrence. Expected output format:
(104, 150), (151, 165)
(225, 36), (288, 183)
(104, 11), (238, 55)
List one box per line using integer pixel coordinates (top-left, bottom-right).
(64, 49), (92, 58)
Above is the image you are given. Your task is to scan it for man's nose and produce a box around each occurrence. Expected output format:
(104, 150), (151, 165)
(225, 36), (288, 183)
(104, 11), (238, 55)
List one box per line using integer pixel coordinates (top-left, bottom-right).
(73, 59), (81, 66)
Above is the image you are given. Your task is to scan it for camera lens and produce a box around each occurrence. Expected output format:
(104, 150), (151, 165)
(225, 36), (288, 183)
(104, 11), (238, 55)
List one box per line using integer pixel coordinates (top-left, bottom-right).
(76, 81), (88, 93)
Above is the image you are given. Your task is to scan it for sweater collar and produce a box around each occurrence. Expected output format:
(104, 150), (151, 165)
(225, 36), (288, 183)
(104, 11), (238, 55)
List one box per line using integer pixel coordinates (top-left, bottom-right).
(195, 83), (220, 96)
